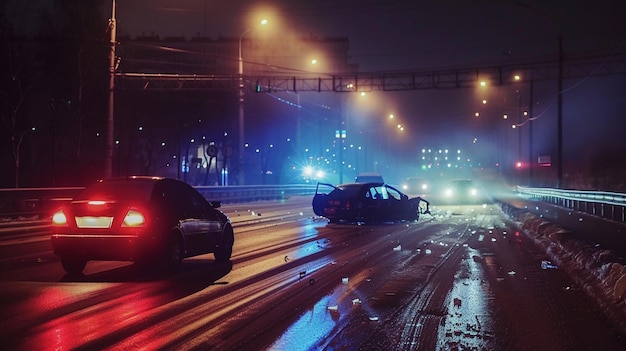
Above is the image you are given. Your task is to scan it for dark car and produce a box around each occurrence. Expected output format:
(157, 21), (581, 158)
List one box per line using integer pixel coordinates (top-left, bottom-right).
(312, 182), (430, 224)
(51, 176), (234, 275)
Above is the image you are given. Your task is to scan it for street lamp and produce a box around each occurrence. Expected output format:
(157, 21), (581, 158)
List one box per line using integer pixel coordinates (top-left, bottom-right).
(237, 19), (267, 185)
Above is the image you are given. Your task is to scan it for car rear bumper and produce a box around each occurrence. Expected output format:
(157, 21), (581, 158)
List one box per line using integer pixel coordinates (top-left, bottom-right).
(51, 234), (159, 261)
(320, 207), (361, 221)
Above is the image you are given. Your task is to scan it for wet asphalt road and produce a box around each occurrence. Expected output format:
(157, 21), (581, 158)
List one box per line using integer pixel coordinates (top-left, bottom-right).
(0, 197), (625, 350)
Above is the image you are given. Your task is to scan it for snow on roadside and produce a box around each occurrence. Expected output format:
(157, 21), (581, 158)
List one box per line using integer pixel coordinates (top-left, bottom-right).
(500, 203), (626, 336)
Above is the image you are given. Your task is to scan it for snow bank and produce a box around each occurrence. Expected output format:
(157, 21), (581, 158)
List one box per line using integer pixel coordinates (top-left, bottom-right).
(500, 203), (626, 336)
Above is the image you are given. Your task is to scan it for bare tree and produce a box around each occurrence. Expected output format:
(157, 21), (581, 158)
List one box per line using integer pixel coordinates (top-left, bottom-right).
(0, 11), (31, 188)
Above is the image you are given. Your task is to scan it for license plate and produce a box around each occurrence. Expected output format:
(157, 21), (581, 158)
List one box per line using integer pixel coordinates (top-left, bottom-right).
(75, 216), (113, 228)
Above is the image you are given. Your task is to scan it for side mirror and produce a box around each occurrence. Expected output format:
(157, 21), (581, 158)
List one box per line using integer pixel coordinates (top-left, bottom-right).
(210, 200), (222, 209)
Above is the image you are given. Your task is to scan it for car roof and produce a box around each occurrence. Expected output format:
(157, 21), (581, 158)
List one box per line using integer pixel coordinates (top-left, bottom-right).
(339, 182), (384, 187)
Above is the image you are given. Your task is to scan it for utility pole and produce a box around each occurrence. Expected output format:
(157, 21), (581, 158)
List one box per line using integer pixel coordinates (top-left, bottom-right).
(105, 0), (116, 179)
(556, 35), (563, 188)
(528, 75), (534, 187)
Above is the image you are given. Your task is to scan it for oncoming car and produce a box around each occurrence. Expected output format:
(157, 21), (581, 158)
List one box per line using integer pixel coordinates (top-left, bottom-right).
(401, 177), (430, 195)
(312, 182), (430, 224)
(442, 179), (485, 204)
(51, 176), (234, 275)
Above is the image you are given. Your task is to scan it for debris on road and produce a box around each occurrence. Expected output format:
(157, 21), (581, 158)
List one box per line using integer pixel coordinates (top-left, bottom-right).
(541, 260), (558, 270)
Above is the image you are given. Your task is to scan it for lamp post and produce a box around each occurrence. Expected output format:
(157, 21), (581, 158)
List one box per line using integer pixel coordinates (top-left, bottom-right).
(237, 19), (267, 185)
(515, 2), (562, 187)
(237, 28), (249, 185)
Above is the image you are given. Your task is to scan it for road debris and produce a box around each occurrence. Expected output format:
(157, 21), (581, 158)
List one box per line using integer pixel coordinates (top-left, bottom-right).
(541, 260), (558, 269)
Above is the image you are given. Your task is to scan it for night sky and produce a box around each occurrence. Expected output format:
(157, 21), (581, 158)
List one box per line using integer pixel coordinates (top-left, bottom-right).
(112, 0), (625, 173)
(112, 0), (624, 70)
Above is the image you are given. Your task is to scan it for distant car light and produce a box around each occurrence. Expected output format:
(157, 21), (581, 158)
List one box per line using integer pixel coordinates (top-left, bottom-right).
(122, 209), (146, 227)
(303, 166), (314, 177)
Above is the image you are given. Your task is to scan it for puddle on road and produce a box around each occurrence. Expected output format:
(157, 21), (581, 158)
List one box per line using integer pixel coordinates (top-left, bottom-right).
(437, 247), (495, 349)
(267, 287), (346, 351)
(266, 268), (379, 351)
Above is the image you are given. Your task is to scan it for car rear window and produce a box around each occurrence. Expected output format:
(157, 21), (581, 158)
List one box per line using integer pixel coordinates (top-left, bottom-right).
(75, 180), (155, 202)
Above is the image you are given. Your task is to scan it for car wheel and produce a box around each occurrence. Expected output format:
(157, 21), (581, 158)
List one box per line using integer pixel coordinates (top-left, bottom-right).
(61, 257), (87, 275)
(164, 233), (183, 271)
(214, 224), (234, 263)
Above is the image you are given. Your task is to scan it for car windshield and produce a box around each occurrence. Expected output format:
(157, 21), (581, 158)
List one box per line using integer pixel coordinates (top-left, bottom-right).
(452, 180), (474, 188)
(74, 180), (155, 202)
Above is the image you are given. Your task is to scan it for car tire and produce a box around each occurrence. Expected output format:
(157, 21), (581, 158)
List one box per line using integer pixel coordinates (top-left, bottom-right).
(214, 224), (234, 263)
(164, 233), (184, 271)
(61, 256), (87, 275)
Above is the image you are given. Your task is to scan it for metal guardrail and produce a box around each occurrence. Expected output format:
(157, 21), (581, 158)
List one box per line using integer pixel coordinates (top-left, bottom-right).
(0, 184), (317, 220)
(0, 187), (84, 220)
(517, 186), (626, 223)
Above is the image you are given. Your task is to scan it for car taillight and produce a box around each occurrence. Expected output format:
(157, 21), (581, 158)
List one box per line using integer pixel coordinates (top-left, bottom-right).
(52, 210), (68, 226)
(345, 200), (351, 210)
(122, 209), (146, 227)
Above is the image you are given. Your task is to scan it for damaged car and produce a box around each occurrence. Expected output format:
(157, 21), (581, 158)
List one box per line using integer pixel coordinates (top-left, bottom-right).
(312, 182), (430, 224)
